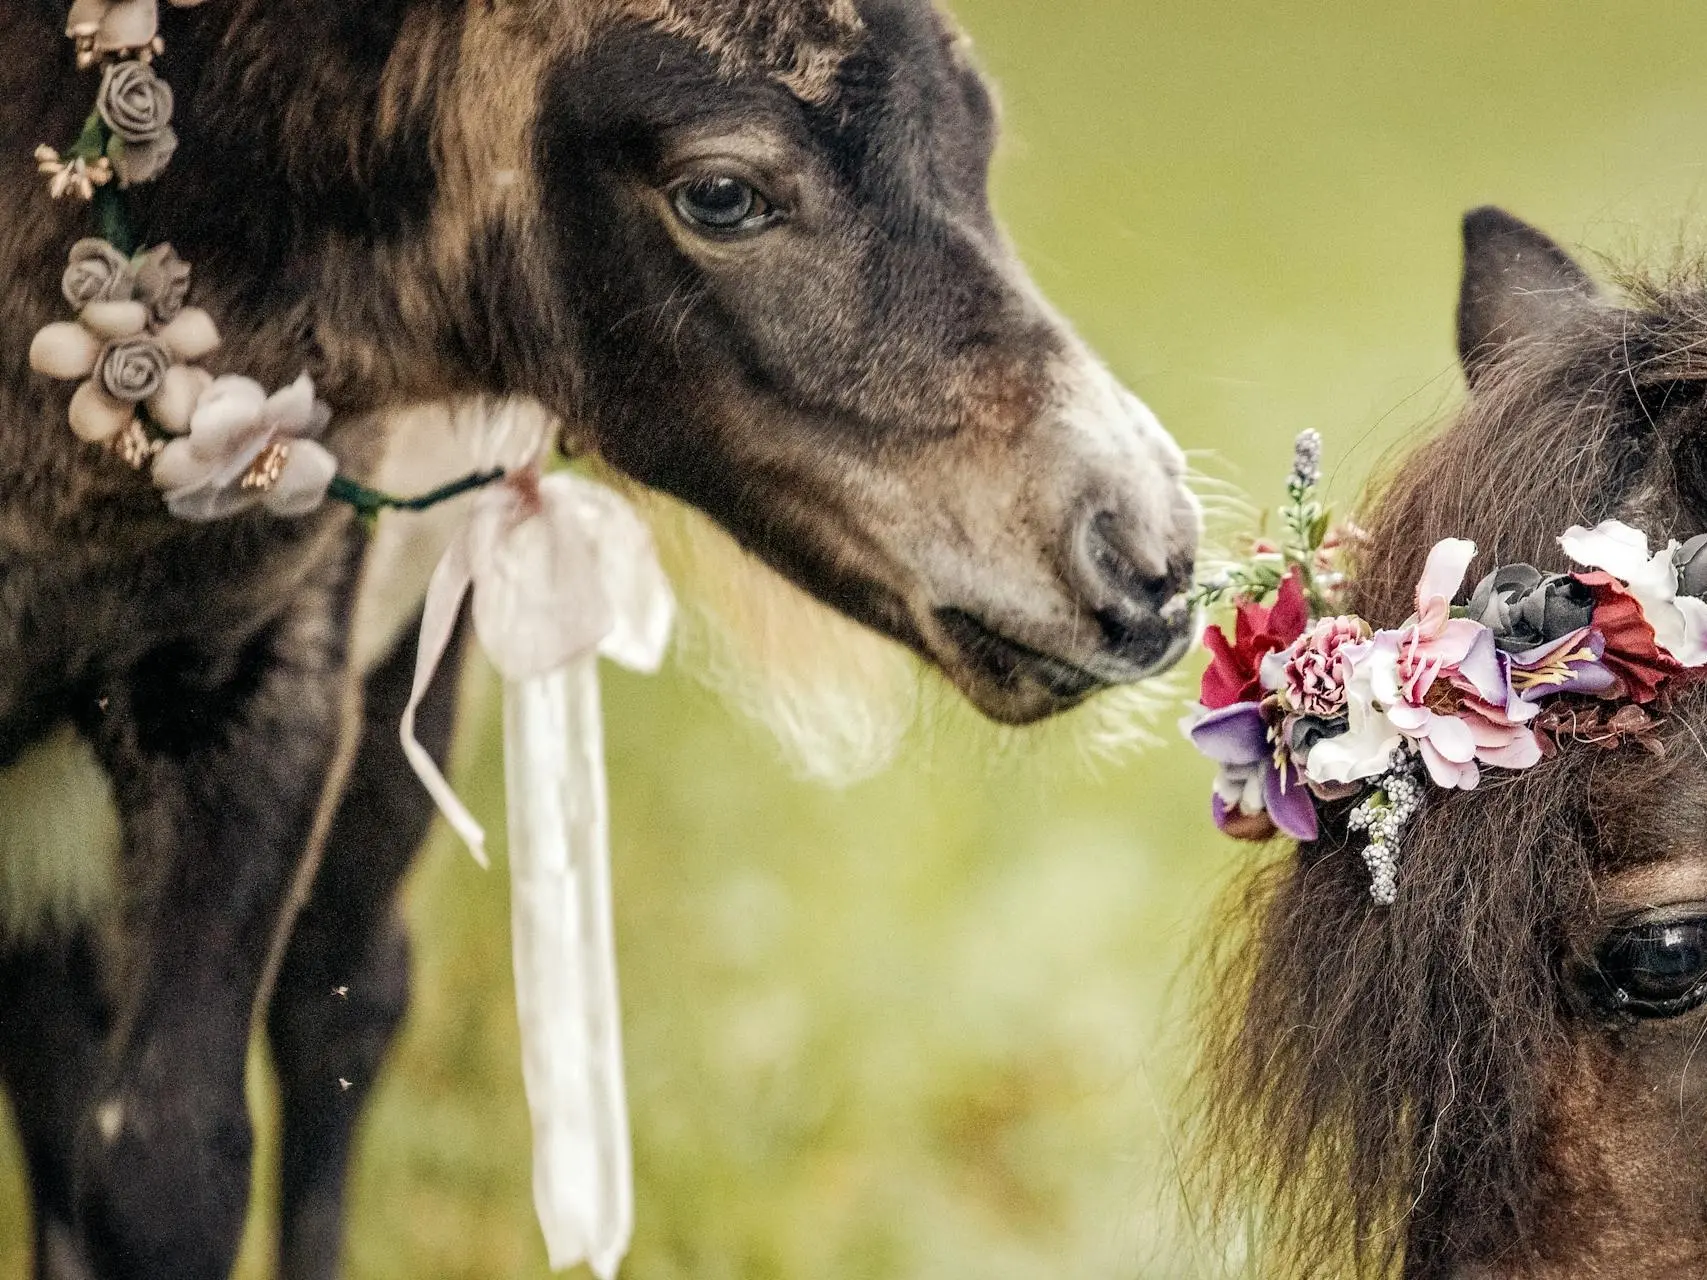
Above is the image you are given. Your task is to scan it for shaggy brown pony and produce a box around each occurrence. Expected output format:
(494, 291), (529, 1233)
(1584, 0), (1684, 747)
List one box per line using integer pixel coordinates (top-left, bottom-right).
(0, 1), (1199, 1277)
(1200, 207), (1707, 1278)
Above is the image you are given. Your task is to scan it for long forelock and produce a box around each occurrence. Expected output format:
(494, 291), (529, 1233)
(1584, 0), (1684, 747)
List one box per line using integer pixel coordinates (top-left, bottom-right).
(1196, 260), (1707, 1277)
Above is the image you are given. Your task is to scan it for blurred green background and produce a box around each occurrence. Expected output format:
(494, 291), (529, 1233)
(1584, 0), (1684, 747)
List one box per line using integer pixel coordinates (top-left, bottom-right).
(12, 1), (1707, 1276)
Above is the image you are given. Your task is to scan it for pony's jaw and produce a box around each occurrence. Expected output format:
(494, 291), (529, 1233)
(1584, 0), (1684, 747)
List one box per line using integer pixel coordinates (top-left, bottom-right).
(676, 346), (1200, 727)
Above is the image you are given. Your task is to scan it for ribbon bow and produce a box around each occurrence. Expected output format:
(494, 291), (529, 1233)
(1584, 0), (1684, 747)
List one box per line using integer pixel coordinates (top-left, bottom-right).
(401, 455), (673, 1277)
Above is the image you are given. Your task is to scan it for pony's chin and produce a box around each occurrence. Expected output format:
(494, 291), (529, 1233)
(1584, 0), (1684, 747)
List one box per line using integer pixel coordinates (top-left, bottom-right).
(949, 669), (1097, 726)
(625, 484), (922, 786)
(933, 610), (1195, 726)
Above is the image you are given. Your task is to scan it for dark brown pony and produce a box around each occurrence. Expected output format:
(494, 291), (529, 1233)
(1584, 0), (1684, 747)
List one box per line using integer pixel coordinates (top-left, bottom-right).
(0, 1), (1198, 1277)
(1199, 207), (1707, 1278)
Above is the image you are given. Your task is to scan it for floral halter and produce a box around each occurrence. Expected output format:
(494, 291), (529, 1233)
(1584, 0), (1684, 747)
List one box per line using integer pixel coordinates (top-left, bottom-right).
(1185, 433), (1707, 903)
(29, 0), (499, 521)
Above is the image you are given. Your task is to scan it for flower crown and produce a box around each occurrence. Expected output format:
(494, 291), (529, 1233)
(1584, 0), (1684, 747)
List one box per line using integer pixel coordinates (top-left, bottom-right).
(29, 0), (498, 523)
(1184, 433), (1707, 903)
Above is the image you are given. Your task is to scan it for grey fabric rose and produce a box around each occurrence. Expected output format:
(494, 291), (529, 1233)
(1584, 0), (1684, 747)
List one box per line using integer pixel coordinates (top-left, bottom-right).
(132, 244), (191, 326)
(97, 60), (174, 143)
(1676, 534), (1707, 599)
(98, 61), (178, 187)
(109, 130), (179, 188)
(1284, 713), (1346, 758)
(99, 335), (169, 403)
(1468, 563), (1596, 653)
(61, 238), (134, 310)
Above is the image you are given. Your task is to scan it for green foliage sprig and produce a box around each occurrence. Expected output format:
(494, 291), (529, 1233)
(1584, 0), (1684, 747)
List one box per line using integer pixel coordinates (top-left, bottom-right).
(1188, 430), (1344, 616)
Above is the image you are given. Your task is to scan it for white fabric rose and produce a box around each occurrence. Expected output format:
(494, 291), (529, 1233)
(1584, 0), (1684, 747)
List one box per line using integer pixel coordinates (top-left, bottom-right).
(65, 0), (210, 57)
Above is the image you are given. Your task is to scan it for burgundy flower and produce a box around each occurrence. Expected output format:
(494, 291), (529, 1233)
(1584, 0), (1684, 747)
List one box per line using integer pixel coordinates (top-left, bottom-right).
(1574, 572), (1684, 703)
(1199, 569), (1309, 710)
(1283, 615), (1371, 717)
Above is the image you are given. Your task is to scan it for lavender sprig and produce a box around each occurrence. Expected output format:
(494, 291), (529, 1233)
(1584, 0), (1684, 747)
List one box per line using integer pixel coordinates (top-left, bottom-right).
(1187, 430), (1340, 613)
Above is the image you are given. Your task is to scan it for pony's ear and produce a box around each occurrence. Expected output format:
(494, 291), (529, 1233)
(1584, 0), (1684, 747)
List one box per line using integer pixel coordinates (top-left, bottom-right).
(1457, 206), (1601, 385)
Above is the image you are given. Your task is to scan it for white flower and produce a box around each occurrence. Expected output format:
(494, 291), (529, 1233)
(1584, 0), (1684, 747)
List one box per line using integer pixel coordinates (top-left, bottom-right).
(1213, 761), (1268, 816)
(1304, 639), (1403, 784)
(64, 0), (209, 58)
(152, 374), (337, 521)
(36, 150), (110, 201)
(1560, 520), (1707, 667)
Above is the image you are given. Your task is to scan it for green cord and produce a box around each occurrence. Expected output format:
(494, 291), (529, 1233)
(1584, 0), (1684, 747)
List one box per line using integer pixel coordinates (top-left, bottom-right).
(69, 107), (104, 160)
(326, 469), (507, 522)
(67, 106), (136, 254)
(93, 185), (133, 254)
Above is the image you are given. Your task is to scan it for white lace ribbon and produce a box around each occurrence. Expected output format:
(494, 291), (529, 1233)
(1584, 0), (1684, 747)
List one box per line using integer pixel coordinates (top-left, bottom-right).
(400, 461), (673, 1277)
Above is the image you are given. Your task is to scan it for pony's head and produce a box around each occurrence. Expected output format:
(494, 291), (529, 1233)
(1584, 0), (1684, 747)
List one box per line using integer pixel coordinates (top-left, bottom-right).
(1200, 208), (1707, 1277)
(535, 0), (1199, 724)
(157, 0), (1196, 725)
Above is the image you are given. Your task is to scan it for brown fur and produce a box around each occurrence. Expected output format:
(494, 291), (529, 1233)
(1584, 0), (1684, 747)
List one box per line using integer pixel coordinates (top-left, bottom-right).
(0, 2), (1196, 1274)
(1196, 214), (1707, 1277)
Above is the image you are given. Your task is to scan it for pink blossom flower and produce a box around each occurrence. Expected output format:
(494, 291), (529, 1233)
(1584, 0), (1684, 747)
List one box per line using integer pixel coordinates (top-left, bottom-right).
(152, 374), (336, 520)
(1367, 539), (1541, 789)
(1283, 615), (1371, 716)
(64, 0), (209, 60)
(1395, 538), (1491, 687)
(1459, 696), (1544, 771)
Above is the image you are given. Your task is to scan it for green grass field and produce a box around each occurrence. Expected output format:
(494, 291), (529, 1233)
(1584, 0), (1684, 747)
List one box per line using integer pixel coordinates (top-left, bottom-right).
(11, 2), (1707, 1276)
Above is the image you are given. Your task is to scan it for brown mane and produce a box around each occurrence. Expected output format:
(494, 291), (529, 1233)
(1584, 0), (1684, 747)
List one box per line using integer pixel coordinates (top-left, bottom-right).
(1194, 263), (1707, 1276)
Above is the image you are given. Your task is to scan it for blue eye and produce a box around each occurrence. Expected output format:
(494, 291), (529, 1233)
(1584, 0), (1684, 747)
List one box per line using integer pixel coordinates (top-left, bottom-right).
(671, 176), (774, 232)
(1593, 921), (1707, 1016)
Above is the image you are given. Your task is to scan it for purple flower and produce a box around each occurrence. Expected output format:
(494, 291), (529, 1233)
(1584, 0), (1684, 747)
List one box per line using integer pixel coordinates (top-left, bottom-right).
(1507, 626), (1618, 700)
(1190, 701), (1319, 842)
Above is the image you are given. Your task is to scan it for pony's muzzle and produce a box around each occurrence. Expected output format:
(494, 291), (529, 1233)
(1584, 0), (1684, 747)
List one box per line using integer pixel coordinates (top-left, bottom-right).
(925, 490), (1197, 724)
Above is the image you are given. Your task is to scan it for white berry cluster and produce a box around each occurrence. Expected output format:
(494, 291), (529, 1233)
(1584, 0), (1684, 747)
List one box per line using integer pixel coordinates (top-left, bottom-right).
(1347, 754), (1423, 906)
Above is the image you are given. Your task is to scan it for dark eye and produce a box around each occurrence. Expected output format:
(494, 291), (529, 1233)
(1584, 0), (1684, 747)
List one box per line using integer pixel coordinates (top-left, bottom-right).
(671, 176), (774, 233)
(1592, 921), (1707, 1017)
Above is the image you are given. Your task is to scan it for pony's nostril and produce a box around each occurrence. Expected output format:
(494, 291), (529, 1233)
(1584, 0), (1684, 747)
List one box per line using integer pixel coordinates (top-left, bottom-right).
(1079, 510), (1186, 613)
(1070, 509), (1195, 667)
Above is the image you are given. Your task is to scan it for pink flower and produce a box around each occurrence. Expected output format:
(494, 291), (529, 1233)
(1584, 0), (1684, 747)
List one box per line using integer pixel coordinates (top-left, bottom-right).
(1369, 538), (1541, 789)
(1396, 539), (1492, 687)
(1284, 615), (1371, 716)
(1459, 696), (1543, 771)
(152, 374), (336, 520)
